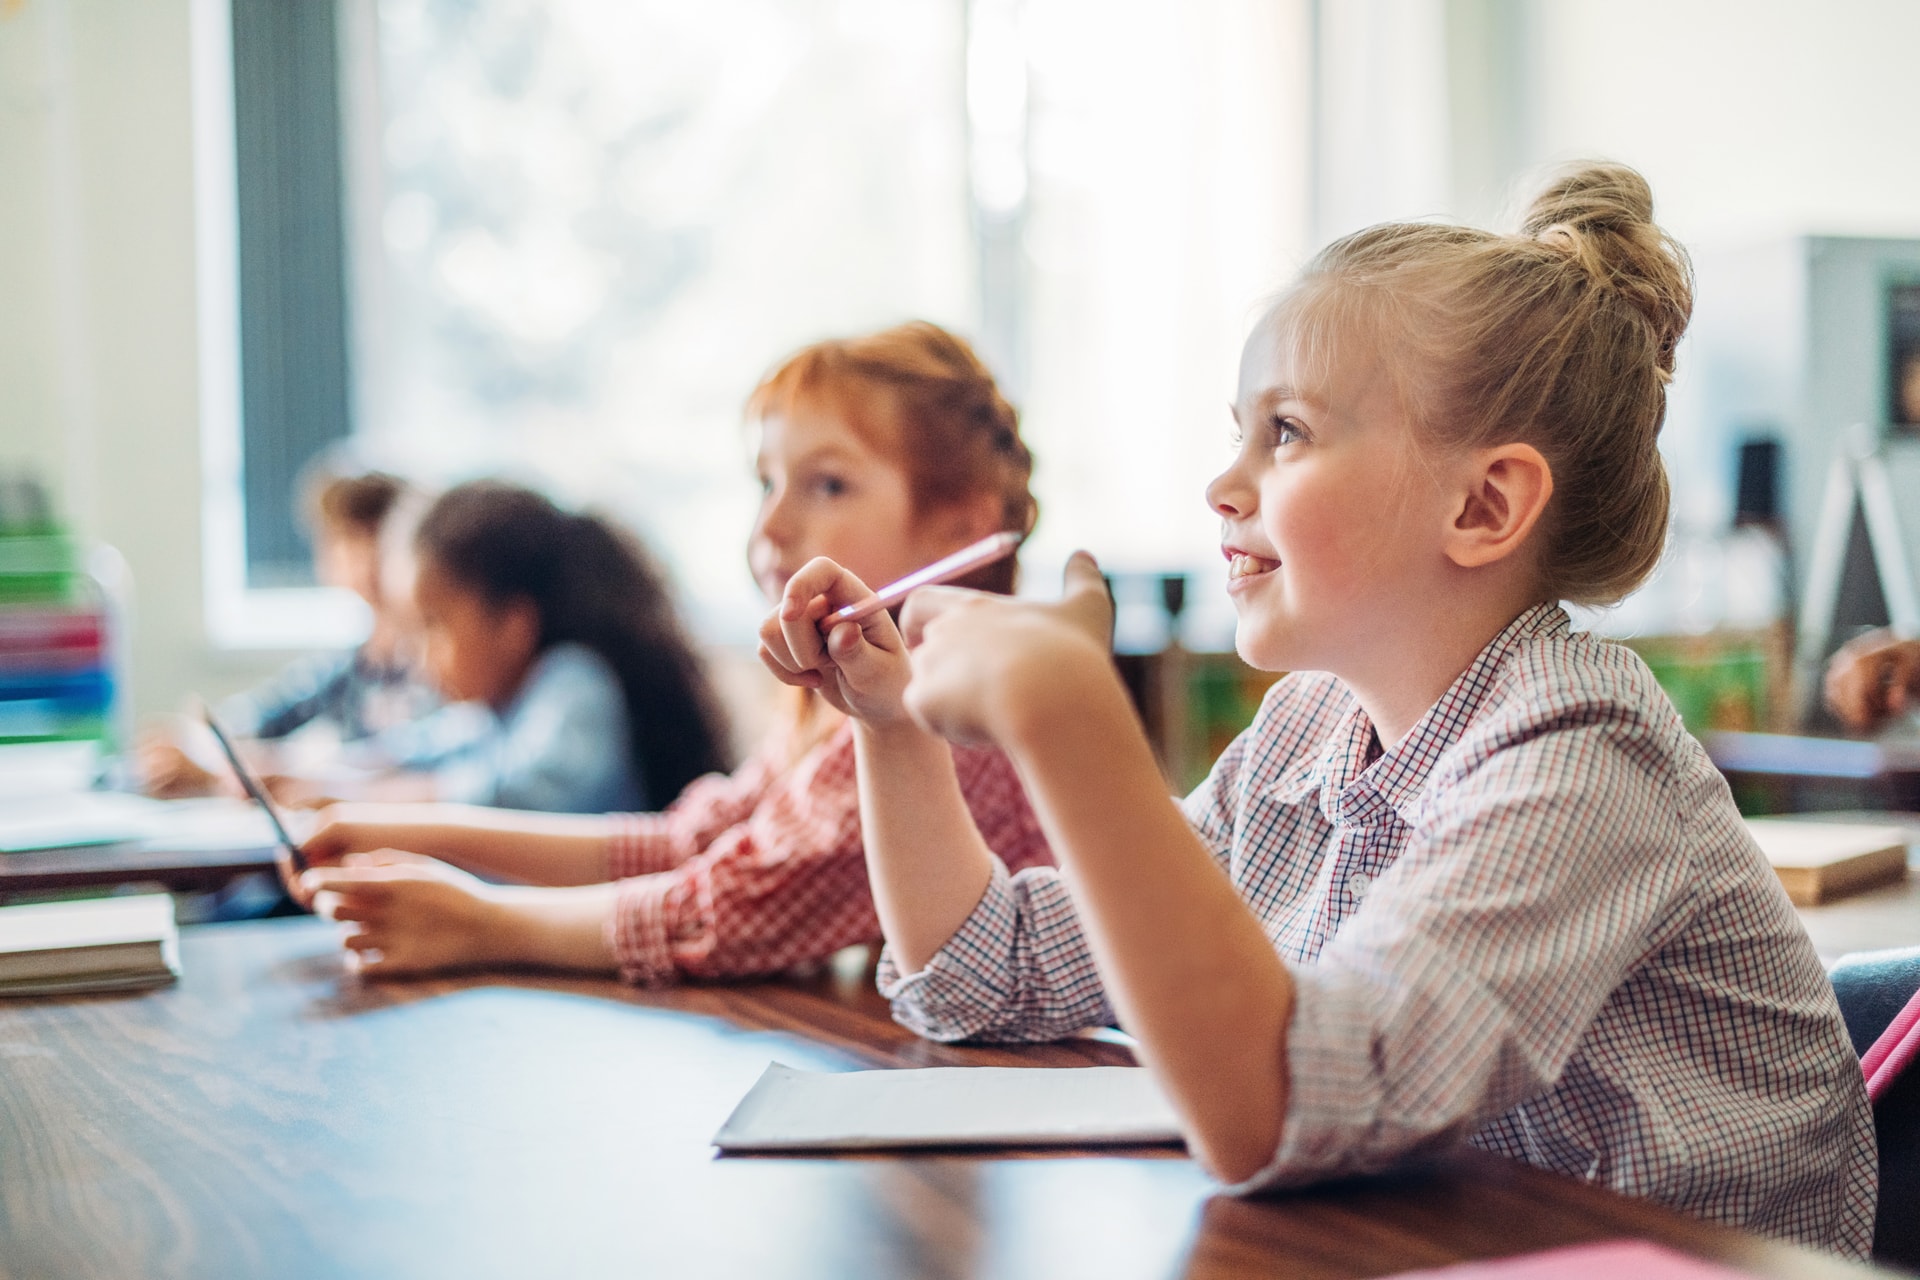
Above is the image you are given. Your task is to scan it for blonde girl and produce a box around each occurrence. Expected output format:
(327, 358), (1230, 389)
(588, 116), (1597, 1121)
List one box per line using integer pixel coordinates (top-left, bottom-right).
(761, 166), (1876, 1256)
(295, 322), (1053, 984)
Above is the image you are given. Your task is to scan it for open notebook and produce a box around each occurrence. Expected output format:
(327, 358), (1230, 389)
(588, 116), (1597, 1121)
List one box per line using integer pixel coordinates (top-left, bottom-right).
(0, 893), (180, 996)
(713, 1062), (1184, 1152)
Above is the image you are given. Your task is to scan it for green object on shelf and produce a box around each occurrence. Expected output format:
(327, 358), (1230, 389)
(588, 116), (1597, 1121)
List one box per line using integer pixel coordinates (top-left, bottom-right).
(1621, 635), (1771, 737)
(1179, 653), (1282, 792)
(0, 531), (85, 604)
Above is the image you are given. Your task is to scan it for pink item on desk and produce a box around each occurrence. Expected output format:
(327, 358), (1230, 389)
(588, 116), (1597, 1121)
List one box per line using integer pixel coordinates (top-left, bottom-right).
(1388, 1240), (1751, 1278)
(1863, 983), (1920, 1104)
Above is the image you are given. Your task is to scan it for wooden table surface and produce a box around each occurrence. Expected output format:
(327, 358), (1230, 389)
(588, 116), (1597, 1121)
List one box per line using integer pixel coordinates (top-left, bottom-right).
(0, 917), (1886, 1279)
(0, 837), (278, 897)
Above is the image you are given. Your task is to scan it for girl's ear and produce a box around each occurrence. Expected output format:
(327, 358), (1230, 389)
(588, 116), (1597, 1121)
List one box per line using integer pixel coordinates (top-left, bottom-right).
(1445, 443), (1553, 570)
(931, 492), (1004, 548)
(498, 595), (543, 662)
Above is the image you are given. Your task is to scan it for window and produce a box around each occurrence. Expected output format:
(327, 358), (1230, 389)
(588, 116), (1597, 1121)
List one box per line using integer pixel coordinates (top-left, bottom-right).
(350, 0), (976, 640)
(197, 0), (1313, 647)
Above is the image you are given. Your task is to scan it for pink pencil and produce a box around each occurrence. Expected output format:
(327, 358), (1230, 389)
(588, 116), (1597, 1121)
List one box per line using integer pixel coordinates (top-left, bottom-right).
(826, 531), (1024, 627)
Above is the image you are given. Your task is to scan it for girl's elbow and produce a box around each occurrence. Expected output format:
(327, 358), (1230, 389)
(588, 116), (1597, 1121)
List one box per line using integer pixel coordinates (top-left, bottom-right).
(1192, 1127), (1280, 1188)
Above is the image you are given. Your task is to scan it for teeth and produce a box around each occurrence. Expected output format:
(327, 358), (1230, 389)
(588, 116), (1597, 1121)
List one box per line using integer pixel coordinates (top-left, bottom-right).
(1227, 554), (1278, 579)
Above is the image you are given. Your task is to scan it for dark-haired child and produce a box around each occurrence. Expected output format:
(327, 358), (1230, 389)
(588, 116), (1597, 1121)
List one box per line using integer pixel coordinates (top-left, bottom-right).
(139, 469), (436, 797)
(394, 480), (733, 814)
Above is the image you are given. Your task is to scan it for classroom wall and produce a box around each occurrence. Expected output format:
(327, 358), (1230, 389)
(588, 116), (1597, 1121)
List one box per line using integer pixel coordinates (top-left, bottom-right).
(1520, 0), (1920, 245)
(0, 0), (286, 722)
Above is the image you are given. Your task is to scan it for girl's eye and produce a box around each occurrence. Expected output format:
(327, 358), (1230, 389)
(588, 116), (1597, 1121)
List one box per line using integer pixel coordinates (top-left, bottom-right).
(812, 474), (849, 498)
(1270, 417), (1305, 447)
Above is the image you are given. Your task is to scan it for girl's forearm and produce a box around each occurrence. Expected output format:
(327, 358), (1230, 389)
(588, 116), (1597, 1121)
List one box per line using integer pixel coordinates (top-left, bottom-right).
(485, 883), (622, 972)
(329, 804), (619, 885)
(996, 653), (1295, 1184)
(852, 720), (998, 973)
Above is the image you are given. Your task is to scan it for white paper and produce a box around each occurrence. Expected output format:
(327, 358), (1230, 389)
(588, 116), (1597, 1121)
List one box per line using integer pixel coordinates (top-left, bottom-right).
(713, 1062), (1185, 1152)
(0, 792), (173, 852)
(133, 798), (277, 852)
(0, 742), (101, 799)
(0, 793), (274, 854)
(0, 892), (177, 952)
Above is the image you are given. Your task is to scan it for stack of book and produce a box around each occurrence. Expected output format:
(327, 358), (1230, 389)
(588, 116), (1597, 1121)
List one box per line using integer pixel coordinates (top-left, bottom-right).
(0, 477), (114, 750)
(0, 893), (180, 996)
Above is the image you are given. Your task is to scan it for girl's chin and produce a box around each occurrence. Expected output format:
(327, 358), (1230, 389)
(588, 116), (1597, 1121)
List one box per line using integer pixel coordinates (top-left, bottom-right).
(1233, 621), (1304, 674)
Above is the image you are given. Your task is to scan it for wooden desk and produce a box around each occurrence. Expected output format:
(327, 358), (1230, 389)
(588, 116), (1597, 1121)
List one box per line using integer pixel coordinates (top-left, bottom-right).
(0, 837), (277, 897)
(1707, 731), (1920, 813)
(0, 919), (1881, 1279)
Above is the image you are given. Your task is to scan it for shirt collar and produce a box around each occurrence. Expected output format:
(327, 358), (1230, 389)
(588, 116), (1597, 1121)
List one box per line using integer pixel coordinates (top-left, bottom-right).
(1273, 602), (1570, 824)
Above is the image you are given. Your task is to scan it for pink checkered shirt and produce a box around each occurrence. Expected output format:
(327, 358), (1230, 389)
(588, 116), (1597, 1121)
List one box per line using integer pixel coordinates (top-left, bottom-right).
(878, 604), (1876, 1256)
(604, 718), (1052, 987)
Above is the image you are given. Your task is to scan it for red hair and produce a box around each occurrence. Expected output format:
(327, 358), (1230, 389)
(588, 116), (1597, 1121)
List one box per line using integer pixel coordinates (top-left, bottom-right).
(747, 321), (1036, 594)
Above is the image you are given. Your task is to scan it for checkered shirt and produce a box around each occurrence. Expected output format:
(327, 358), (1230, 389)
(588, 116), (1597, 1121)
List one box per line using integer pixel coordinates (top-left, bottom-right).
(604, 719), (1052, 987)
(877, 604), (1876, 1257)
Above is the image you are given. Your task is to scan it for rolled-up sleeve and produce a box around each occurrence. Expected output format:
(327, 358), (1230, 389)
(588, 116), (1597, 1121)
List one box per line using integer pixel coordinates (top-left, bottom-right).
(602, 731), (869, 985)
(882, 720), (1246, 1041)
(604, 728), (1055, 988)
(604, 755), (777, 879)
(879, 858), (1113, 1041)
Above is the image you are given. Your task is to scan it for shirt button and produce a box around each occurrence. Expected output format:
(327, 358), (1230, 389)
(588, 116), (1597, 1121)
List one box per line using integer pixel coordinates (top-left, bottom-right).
(1349, 871), (1372, 898)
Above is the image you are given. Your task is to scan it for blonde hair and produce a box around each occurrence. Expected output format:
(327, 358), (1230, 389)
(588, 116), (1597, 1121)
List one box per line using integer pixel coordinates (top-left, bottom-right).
(747, 321), (1037, 594)
(1275, 161), (1692, 605)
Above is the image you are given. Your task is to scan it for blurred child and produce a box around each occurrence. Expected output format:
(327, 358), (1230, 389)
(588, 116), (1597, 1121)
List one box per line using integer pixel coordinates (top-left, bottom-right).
(291, 322), (1053, 984)
(381, 480), (733, 814)
(762, 167), (1876, 1255)
(139, 468), (435, 797)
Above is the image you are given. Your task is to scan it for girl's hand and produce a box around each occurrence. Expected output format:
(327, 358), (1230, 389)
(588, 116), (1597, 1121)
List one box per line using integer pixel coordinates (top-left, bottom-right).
(899, 552), (1114, 746)
(284, 805), (393, 905)
(262, 774), (344, 810)
(135, 731), (226, 799)
(299, 852), (505, 977)
(758, 557), (915, 724)
(298, 804), (392, 869)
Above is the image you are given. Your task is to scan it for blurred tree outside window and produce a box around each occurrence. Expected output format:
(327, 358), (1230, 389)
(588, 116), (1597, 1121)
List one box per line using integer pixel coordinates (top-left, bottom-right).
(345, 0), (975, 639)
(274, 0), (1314, 644)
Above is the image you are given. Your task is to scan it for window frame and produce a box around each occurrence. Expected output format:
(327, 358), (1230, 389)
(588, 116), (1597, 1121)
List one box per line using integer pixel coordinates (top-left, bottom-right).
(189, 0), (366, 650)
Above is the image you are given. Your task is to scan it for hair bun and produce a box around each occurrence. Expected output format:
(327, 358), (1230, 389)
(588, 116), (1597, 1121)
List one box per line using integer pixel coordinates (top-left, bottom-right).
(1522, 162), (1693, 376)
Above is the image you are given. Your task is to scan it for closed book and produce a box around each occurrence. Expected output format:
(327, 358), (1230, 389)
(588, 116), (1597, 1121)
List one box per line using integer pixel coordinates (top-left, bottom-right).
(1744, 818), (1910, 906)
(0, 893), (179, 996)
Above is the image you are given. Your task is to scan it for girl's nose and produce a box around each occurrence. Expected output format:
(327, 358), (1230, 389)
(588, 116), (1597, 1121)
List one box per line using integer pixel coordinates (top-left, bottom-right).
(754, 489), (793, 546)
(1206, 463), (1250, 518)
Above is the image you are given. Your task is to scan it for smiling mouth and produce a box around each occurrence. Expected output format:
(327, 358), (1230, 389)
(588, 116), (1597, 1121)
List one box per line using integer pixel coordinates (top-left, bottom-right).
(1226, 553), (1279, 580)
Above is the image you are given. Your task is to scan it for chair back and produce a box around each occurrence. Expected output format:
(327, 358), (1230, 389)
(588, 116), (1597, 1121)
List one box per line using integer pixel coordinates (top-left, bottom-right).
(1830, 947), (1920, 1268)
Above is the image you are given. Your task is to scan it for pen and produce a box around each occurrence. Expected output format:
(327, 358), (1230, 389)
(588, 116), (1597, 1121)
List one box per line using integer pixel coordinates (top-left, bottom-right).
(199, 705), (309, 874)
(826, 531), (1024, 627)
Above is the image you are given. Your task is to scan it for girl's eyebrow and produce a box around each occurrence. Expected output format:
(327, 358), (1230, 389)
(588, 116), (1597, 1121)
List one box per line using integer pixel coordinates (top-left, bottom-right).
(1245, 384), (1324, 416)
(756, 444), (862, 471)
